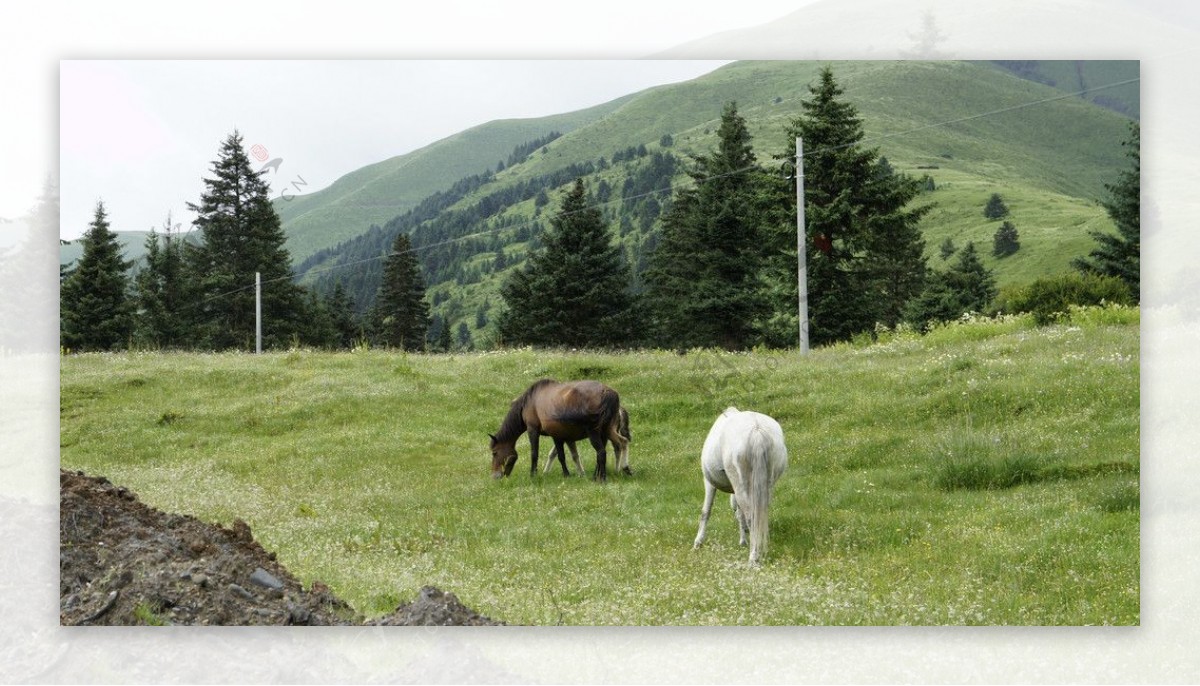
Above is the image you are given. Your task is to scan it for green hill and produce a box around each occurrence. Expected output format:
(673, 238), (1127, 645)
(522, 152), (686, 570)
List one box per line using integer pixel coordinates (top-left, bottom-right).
(273, 95), (637, 263)
(293, 60), (1135, 346)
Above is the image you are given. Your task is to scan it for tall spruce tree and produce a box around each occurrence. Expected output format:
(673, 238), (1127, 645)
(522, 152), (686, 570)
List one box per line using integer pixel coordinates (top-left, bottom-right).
(772, 66), (930, 344)
(372, 231), (430, 350)
(185, 130), (306, 350)
(498, 178), (634, 348)
(60, 200), (134, 351)
(1074, 122), (1139, 301)
(133, 212), (189, 348)
(644, 101), (767, 350)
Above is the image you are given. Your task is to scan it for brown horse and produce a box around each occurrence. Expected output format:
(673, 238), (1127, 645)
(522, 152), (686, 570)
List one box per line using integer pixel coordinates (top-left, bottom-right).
(489, 379), (630, 482)
(543, 406), (632, 477)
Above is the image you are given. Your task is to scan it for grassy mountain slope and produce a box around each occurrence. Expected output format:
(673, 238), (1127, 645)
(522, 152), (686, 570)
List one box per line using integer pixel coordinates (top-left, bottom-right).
(273, 95), (636, 262)
(295, 60), (1131, 345)
(979, 60), (1140, 119)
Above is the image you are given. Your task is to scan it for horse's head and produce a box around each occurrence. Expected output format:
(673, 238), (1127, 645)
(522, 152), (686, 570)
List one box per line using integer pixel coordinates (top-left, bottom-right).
(489, 433), (518, 479)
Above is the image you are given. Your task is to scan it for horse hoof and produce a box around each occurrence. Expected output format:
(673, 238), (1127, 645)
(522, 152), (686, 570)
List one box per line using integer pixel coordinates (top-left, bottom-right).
(621, 467), (633, 476)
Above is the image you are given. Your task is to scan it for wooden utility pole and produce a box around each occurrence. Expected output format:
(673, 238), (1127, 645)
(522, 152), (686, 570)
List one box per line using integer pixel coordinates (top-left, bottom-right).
(796, 137), (810, 354)
(255, 271), (262, 354)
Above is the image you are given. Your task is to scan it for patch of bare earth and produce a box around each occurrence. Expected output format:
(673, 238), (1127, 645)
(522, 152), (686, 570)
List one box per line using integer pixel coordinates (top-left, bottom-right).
(59, 470), (503, 626)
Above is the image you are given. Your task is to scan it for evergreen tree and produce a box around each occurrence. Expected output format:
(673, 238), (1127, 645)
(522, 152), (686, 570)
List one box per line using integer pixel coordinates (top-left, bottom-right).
(1074, 122), (1139, 301)
(984, 192), (1010, 220)
(133, 212), (189, 348)
(372, 231), (430, 350)
(498, 178), (634, 348)
(940, 236), (957, 261)
(60, 201), (134, 351)
(300, 290), (338, 348)
(644, 101), (768, 350)
(185, 130), (306, 350)
(437, 318), (453, 351)
(906, 242), (997, 329)
(456, 321), (474, 351)
(771, 66), (930, 345)
(325, 281), (360, 348)
(992, 220), (1020, 257)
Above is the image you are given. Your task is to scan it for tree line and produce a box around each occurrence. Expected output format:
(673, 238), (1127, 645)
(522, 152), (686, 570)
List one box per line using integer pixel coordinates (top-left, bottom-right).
(61, 67), (1139, 354)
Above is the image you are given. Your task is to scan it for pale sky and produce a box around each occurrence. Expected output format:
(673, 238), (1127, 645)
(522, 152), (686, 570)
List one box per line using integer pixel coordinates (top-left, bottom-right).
(0, 0), (818, 238)
(58, 60), (731, 240)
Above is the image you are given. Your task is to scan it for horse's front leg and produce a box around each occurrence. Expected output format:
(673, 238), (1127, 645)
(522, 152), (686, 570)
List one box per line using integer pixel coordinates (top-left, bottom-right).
(694, 480), (717, 549)
(528, 430), (540, 477)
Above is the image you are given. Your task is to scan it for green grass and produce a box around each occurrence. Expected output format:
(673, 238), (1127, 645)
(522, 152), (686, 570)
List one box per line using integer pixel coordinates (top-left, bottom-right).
(59, 308), (1139, 625)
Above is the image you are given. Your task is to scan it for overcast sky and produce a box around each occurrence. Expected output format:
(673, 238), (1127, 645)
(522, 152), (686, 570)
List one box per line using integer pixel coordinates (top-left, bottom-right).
(58, 59), (732, 240)
(2, 0), (820, 241)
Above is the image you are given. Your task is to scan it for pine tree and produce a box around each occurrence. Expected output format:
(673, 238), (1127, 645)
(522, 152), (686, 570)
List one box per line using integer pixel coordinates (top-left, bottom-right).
(456, 321), (474, 351)
(906, 242), (997, 329)
(325, 281), (360, 348)
(498, 178), (634, 348)
(771, 66), (930, 344)
(60, 201), (135, 351)
(940, 237), (957, 261)
(984, 192), (1010, 220)
(372, 231), (430, 350)
(992, 220), (1020, 257)
(133, 212), (189, 348)
(644, 101), (767, 350)
(1074, 122), (1139, 301)
(185, 130), (306, 350)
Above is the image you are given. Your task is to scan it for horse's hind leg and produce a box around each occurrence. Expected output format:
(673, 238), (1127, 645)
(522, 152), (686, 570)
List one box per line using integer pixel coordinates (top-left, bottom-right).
(693, 480), (717, 549)
(732, 494), (750, 547)
(608, 424), (632, 476)
(589, 432), (608, 482)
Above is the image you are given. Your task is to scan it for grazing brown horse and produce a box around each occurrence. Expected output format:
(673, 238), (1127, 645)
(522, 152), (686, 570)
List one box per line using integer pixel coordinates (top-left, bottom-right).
(489, 379), (630, 482)
(543, 405), (632, 477)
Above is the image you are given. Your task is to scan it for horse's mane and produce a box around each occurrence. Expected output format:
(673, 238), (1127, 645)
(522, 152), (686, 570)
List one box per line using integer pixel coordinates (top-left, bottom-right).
(495, 378), (556, 442)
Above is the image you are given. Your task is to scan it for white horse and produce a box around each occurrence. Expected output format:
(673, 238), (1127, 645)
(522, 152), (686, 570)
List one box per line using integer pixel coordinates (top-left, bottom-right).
(692, 407), (788, 566)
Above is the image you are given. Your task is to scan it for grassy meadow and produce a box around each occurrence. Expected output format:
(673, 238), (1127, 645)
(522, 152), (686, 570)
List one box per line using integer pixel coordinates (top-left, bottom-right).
(59, 307), (1140, 625)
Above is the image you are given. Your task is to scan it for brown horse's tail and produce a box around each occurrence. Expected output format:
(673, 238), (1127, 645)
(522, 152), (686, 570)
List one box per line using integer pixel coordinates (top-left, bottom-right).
(596, 388), (620, 436)
(598, 390), (630, 472)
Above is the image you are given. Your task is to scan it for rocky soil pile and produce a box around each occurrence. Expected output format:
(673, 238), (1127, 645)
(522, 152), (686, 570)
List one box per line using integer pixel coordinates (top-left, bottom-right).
(59, 469), (503, 626)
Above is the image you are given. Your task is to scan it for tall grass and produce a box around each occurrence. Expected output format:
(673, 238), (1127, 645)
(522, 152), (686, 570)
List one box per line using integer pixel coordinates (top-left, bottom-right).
(60, 313), (1139, 625)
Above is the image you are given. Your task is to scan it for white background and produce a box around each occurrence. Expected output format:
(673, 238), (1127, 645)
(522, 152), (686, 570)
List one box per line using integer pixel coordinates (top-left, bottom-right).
(4, 0), (1198, 682)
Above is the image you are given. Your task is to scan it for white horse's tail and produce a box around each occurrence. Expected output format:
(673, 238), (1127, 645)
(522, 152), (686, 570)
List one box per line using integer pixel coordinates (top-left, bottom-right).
(746, 426), (773, 565)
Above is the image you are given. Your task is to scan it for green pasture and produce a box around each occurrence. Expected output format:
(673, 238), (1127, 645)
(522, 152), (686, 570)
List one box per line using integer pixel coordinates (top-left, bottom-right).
(59, 307), (1139, 624)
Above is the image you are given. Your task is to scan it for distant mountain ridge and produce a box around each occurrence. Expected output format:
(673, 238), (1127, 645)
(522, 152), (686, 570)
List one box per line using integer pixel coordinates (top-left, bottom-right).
(272, 94), (637, 263)
(291, 59), (1135, 346)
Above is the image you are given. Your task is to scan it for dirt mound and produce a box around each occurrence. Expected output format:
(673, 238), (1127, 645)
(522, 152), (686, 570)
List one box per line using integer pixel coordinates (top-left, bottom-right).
(59, 470), (503, 626)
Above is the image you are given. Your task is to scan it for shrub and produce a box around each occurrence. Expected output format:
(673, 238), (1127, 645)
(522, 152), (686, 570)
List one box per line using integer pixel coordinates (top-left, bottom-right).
(1002, 273), (1133, 325)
